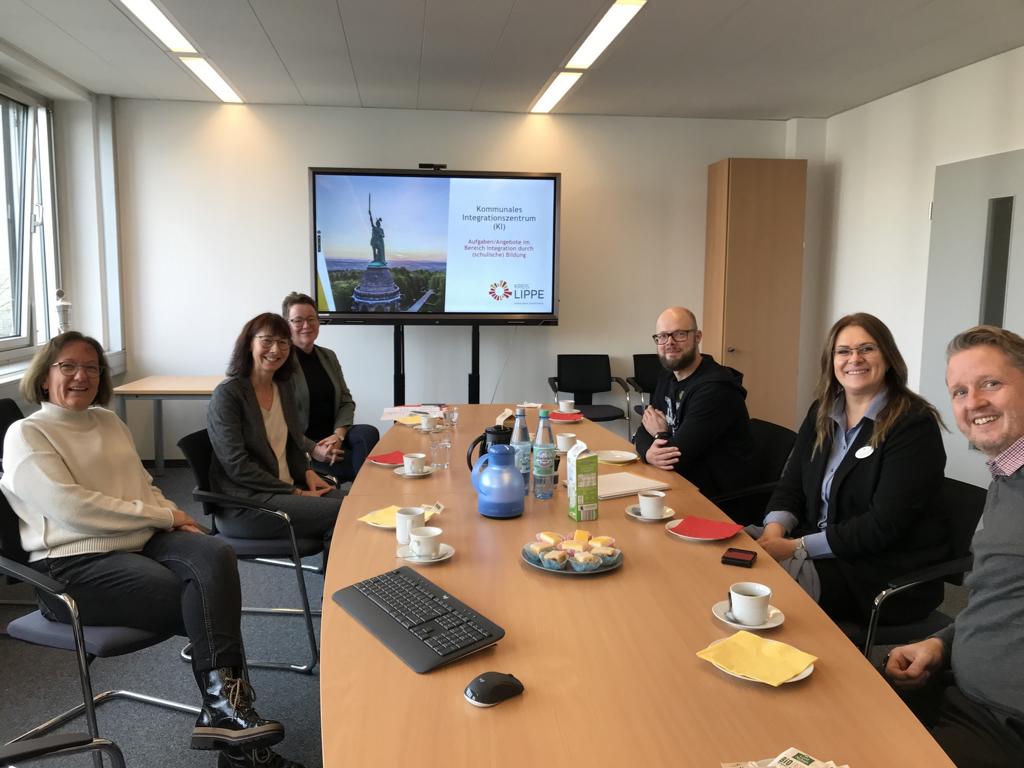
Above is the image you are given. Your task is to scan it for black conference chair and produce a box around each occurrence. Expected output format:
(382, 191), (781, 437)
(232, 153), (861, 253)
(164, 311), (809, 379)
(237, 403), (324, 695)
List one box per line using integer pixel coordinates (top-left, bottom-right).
(710, 418), (797, 526)
(0, 732), (127, 767)
(177, 430), (321, 675)
(839, 477), (988, 659)
(547, 354), (629, 425)
(625, 353), (661, 438)
(0, 494), (199, 753)
(0, 397), (35, 608)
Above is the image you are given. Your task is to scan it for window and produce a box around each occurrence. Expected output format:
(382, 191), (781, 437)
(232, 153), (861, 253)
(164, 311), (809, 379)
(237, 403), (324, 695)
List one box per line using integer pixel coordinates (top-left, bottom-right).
(0, 90), (58, 357)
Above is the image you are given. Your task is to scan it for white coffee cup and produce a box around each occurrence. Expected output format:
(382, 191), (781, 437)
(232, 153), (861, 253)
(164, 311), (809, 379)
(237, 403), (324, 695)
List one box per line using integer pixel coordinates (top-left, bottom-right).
(419, 414), (437, 430)
(408, 526), (442, 559)
(556, 432), (577, 452)
(638, 490), (666, 519)
(728, 582), (772, 626)
(558, 399), (575, 413)
(403, 453), (426, 475)
(395, 507), (426, 546)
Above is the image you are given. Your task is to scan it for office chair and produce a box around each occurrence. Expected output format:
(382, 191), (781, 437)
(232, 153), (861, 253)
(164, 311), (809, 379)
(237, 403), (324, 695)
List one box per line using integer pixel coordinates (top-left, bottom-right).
(0, 397), (35, 609)
(625, 353), (661, 438)
(0, 732), (127, 767)
(0, 494), (199, 754)
(177, 430), (320, 675)
(710, 418), (797, 525)
(547, 354), (629, 425)
(839, 476), (988, 659)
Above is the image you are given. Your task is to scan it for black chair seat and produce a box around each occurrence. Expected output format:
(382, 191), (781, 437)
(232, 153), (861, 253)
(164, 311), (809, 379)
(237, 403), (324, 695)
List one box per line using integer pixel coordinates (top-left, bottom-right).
(216, 533), (322, 559)
(579, 404), (625, 423)
(7, 610), (171, 657)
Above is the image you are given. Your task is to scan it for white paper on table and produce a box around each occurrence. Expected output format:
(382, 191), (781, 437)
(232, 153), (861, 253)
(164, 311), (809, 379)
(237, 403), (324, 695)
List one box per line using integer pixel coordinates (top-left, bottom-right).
(380, 405), (443, 421)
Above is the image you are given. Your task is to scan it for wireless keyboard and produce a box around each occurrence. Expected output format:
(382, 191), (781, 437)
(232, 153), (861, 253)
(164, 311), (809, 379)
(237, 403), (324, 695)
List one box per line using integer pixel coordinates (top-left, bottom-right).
(332, 566), (505, 673)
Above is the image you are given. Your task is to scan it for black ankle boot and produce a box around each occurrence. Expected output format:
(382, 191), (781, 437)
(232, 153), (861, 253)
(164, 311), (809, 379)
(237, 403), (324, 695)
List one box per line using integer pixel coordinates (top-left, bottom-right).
(191, 667), (284, 751)
(218, 746), (306, 768)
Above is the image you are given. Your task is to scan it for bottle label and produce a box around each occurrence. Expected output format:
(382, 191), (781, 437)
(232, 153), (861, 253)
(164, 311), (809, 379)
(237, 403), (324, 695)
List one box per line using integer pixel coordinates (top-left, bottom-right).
(533, 447), (555, 475)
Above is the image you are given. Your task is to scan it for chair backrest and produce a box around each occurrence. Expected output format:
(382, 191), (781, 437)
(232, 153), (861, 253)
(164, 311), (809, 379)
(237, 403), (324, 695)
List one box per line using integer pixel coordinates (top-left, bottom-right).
(176, 429), (220, 526)
(937, 476), (988, 584)
(556, 355), (612, 404)
(0, 487), (30, 566)
(631, 354), (661, 395)
(0, 397), (25, 461)
(749, 418), (797, 486)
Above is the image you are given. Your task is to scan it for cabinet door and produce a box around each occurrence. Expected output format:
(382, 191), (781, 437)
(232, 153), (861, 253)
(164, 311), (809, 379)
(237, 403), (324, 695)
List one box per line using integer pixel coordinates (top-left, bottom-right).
(721, 159), (806, 428)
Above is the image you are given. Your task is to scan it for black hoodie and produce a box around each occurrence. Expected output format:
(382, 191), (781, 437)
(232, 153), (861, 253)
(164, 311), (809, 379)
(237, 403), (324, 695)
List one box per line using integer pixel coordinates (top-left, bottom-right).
(634, 354), (754, 497)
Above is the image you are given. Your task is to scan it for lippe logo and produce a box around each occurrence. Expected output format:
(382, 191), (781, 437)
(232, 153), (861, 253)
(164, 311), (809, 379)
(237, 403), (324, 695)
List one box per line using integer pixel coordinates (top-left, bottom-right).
(488, 280), (512, 301)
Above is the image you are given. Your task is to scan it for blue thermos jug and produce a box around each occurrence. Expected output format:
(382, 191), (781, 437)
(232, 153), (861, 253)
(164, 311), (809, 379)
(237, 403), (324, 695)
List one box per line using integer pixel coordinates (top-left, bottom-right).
(470, 444), (525, 519)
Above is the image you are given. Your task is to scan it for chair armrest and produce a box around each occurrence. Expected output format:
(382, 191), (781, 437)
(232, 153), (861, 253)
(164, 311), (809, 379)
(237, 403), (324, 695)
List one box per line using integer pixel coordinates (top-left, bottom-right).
(883, 556), (974, 594)
(711, 481), (779, 505)
(547, 376), (559, 396)
(192, 489), (284, 520)
(626, 376), (643, 393)
(0, 553), (66, 596)
(612, 377), (629, 395)
(0, 733), (96, 763)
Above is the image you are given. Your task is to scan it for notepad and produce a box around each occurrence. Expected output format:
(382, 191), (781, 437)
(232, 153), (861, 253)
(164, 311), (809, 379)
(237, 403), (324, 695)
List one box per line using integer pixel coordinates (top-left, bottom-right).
(593, 472), (670, 499)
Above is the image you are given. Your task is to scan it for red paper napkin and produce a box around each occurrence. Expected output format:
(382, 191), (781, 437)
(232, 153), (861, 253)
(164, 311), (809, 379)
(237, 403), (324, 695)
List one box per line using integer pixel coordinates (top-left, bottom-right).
(669, 516), (743, 540)
(368, 450), (405, 465)
(549, 411), (584, 422)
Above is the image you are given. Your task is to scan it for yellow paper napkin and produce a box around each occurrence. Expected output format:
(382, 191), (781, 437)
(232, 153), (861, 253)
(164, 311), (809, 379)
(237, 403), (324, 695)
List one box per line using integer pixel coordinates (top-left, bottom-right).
(395, 416), (421, 425)
(696, 631), (817, 687)
(357, 504), (440, 528)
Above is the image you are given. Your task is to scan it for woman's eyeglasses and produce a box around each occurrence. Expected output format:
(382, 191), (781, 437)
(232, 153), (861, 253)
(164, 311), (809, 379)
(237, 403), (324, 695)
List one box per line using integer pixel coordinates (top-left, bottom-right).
(255, 336), (291, 350)
(834, 343), (879, 359)
(51, 362), (104, 378)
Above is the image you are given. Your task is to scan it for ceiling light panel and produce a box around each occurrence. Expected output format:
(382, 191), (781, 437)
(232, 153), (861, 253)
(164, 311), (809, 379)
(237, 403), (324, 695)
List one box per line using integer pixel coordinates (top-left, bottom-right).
(118, 0), (196, 53)
(179, 57), (243, 103)
(531, 71), (582, 113)
(566, 0), (646, 69)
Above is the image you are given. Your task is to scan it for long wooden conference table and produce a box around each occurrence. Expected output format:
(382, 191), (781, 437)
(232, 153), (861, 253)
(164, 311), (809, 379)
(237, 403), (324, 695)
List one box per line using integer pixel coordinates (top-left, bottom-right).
(321, 405), (953, 767)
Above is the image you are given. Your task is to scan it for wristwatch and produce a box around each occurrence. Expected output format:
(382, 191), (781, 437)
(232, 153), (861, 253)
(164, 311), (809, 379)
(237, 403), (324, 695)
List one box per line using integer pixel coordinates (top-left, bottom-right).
(793, 537), (808, 561)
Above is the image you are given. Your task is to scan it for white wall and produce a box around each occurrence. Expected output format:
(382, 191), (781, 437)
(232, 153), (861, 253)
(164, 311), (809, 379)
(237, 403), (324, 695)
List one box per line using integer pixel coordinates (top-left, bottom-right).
(113, 101), (788, 458)
(823, 46), (1024, 389)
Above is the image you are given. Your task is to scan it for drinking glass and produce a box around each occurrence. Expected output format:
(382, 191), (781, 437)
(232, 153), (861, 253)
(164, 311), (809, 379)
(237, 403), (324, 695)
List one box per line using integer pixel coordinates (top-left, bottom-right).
(429, 431), (452, 469)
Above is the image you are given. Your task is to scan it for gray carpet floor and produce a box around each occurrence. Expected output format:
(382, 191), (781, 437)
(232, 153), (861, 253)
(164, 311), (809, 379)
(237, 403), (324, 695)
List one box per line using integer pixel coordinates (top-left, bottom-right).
(1, 467), (325, 767)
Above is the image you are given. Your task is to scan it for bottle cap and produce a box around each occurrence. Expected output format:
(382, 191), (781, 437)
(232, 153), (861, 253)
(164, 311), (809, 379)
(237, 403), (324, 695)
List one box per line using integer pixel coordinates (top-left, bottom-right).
(539, 409), (549, 417)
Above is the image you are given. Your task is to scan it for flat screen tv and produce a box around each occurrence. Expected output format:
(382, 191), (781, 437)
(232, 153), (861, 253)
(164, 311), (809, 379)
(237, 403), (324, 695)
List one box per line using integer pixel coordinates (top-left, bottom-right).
(310, 168), (559, 325)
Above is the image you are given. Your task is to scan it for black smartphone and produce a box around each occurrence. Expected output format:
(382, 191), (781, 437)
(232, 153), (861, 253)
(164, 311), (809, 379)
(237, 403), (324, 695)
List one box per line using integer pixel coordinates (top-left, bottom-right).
(721, 547), (757, 568)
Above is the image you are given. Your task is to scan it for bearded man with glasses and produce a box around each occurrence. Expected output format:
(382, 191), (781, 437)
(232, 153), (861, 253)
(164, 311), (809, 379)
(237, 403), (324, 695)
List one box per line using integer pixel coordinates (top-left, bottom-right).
(633, 306), (754, 498)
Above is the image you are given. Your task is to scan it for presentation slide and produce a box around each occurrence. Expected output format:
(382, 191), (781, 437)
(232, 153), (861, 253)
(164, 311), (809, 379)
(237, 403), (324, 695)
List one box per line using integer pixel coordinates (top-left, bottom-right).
(314, 173), (555, 316)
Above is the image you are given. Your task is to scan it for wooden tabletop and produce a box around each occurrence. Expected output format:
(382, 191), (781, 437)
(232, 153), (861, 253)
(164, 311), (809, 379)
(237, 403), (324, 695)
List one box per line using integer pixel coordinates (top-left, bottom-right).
(113, 375), (225, 396)
(320, 405), (952, 767)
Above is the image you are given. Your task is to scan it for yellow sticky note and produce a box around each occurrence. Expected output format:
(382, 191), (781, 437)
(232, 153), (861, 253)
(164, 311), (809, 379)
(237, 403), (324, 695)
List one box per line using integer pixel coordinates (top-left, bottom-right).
(696, 631), (817, 687)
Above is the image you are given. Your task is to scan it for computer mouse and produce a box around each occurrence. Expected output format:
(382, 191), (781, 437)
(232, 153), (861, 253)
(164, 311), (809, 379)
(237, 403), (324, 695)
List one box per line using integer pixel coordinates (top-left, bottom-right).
(463, 671), (524, 707)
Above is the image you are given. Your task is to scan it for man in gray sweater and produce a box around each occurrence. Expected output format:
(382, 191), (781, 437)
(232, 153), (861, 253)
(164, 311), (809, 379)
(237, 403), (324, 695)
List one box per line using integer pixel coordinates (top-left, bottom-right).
(886, 325), (1024, 768)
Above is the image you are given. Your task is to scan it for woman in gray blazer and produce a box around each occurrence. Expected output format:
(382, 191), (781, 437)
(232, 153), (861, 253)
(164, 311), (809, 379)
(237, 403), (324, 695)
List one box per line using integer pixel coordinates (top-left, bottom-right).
(207, 313), (344, 549)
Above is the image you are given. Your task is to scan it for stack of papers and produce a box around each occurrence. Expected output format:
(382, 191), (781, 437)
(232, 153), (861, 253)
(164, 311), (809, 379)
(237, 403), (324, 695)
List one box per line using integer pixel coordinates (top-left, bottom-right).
(697, 631), (817, 687)
(723, 747), (849, 767)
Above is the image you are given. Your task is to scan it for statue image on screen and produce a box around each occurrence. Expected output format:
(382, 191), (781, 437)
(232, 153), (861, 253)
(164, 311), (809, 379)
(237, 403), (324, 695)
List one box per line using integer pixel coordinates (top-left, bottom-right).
(315, 177), (450, 314)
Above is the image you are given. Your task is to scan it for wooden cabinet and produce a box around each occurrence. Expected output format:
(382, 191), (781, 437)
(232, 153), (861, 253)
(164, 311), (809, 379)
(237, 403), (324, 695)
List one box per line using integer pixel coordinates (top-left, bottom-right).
(702, 158), (807, 429)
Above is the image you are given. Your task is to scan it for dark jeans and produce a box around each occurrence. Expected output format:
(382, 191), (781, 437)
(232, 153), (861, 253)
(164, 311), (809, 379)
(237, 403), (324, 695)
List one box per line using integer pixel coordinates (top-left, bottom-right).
(32, 531), (244, 671)
(217, 487), (345, 541)
(314, 424), (380, 484)
(896, 671), (1024, 768)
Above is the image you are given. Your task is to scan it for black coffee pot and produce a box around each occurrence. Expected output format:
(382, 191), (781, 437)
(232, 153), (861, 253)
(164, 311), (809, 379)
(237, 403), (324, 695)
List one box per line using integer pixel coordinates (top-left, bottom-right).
(465, 425), (513, 469)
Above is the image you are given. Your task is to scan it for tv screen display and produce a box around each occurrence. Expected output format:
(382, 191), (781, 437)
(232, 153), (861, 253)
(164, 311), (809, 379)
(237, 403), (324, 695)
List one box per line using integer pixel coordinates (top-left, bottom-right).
(310, 168), (559, 325)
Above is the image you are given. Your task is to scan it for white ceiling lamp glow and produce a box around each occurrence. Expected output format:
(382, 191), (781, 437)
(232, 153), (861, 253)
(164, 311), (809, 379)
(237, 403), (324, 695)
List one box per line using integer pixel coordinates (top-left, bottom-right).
(530, 72), (583, 114)
(118, 0), (196, 53)
(180, 57), (243, 103)
(566, 0), (646, 69)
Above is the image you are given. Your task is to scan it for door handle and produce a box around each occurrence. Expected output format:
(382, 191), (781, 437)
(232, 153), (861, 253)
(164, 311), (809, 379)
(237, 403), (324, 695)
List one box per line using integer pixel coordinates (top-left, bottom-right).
(726, 346), (737, 353)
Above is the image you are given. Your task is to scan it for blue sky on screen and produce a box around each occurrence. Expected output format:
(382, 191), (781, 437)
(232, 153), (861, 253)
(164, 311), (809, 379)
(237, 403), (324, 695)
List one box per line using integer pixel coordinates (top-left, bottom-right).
(315, 174), (449, 262)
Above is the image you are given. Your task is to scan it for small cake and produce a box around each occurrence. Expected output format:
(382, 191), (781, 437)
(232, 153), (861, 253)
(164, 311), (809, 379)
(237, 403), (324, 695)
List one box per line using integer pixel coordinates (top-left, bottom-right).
(542, 550), (568, 570)
(573, 551), (600, 565)
(557, 539), (588, 554)
(572, 529), (592, 543)
(537, 531), (564, 546)
(527, 541), (554, 557)
(589, 535), (616, 548)
(590, 545), (617, 559)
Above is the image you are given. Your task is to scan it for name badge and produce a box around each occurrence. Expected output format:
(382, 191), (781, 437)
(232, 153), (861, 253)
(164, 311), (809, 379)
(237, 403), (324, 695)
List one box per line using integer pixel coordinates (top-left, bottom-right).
(855, 446), (874, 459)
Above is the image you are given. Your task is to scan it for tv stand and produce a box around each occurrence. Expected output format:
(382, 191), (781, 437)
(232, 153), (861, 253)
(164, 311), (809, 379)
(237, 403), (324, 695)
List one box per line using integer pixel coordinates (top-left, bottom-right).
(390, 324), (481, 406)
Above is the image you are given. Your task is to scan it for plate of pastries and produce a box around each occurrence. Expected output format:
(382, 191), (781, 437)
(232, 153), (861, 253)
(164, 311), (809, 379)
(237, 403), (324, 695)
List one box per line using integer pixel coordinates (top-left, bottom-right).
(521, 529), (623, 575)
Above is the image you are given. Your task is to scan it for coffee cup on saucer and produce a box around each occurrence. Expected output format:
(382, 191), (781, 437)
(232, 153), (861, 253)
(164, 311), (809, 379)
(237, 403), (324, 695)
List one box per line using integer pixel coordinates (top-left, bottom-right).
(558, 399), (575, 413)
(638, 490), (666, 519)
(728, 582), (772, 626)
(419, 414), (437, 430)
(409, 526), (443, 559)
(395, 507), (426, 546)
(556, 432), (577, 452)
(403, 453), (426, 475)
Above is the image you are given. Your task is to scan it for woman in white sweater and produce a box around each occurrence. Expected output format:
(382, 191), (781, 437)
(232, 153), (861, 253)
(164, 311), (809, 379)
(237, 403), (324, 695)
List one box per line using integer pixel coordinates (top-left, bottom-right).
(0, 332), (302, 768)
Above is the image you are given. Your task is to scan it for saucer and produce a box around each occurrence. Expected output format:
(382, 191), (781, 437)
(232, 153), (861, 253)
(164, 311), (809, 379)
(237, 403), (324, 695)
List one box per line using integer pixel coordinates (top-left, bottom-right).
(556, 408), (581, 415)
(711, 600), (785, 631)
(625, 504), (675, 522)
(396, 543), (454, 564)
(412, 425), (447, 434)
(393, 466), (437, 479)
(596, 450), (638, 464)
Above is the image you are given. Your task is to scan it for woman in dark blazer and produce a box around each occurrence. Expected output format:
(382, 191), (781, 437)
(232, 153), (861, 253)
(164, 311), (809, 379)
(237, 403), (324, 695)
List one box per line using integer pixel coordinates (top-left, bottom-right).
(207, 313), (345, 548)
(754, 312), (948, 623)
